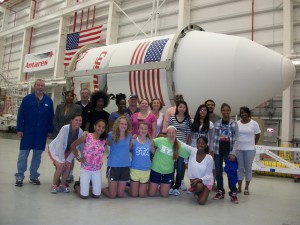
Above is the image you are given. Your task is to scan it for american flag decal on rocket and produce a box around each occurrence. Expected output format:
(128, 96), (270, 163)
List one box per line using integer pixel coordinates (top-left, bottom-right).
(129, 38), (169, 106)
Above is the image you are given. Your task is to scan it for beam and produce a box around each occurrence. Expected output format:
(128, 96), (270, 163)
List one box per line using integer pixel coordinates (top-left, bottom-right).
(53, 16), (69, 79)
(0, 0), (109, 38)
(0, 8), (9, 70)
(17, 0), (36, 82)
(281, 0), (294, 146)
(113, 1), (148, 38)
(178, 0), (190, 31)
(65, 61), (172, 78)
(106, 0), (119, 45)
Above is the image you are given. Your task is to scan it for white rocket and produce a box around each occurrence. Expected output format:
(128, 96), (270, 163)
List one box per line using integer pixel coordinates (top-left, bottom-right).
(66, 25), (296, 114)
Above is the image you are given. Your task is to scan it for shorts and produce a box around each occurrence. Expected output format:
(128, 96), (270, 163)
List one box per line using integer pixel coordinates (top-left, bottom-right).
(48, 147), (73, 165)
(149, 170), (173, 184)
(106, 167), (130, 182)
(130, 169), (150, 184)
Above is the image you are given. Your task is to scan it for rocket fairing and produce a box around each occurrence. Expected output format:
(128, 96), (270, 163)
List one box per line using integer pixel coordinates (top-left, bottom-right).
(68, 25), (295, 114)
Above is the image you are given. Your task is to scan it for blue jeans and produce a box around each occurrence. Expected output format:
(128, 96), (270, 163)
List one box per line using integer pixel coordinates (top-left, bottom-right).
(171, 157), (184, 190)
(15, 150), (43, 180)
(215, 152), (237, 193)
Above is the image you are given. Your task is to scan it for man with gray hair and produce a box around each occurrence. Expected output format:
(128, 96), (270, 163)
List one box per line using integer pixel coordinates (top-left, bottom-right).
(15, 79), (54, 186)
(75, 88), (91, 131)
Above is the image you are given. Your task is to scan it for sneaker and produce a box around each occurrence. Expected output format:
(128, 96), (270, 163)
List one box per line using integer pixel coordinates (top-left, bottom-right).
(66, 175), (74, 183)
(180, 181), (187, 191)
(59, 185), (70, 193)
(230, 193), (239, 204)
(30, 178), (40, 185)
(15, 178), (23, 187)
(168, 188), (174, 195)
(172, 189), (181, 196)
(51, 185), (58, 194)
(213, 190), (225, 200)
(187, 186), (195, 194)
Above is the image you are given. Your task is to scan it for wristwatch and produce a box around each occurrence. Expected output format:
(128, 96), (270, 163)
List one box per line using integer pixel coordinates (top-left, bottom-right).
(76, 155), (81, 161)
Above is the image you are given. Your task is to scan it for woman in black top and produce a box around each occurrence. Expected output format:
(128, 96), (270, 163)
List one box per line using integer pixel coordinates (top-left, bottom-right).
(86, 91), (110, 132)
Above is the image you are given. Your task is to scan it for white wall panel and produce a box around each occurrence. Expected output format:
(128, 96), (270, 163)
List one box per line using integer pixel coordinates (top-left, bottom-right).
(35, 0), (66, 19)
(30, 21), (60, 53)
(33, 21), (59, 35)
(118, 0), (178, 43)
(30, 42), (57, 53)
(3, 51), (21, 63)
(6, 1), (31, 28)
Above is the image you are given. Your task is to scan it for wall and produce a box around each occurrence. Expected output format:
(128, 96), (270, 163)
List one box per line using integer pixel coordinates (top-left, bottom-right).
(0, 0), (300, 140)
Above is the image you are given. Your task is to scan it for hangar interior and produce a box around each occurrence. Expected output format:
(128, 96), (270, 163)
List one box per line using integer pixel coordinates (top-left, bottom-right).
(0, 0), (300, 146)
(0, 1), (299, 225)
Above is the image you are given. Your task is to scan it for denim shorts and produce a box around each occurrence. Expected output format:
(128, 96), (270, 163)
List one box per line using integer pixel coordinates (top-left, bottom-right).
(149, 170), (173, 184)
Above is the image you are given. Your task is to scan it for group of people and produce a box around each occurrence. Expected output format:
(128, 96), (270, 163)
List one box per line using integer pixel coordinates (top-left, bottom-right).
(14, 79), (261, 205)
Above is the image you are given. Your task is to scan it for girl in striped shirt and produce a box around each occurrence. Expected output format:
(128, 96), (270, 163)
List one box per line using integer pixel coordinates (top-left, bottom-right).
(168, 100), (192, 196)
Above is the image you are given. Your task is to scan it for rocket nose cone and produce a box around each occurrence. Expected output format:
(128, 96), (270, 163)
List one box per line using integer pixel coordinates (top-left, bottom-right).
(282, 57), (296, 89)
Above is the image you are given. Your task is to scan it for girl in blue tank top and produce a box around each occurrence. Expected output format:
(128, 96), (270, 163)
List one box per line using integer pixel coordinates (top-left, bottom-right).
(129, 122), (154, 197)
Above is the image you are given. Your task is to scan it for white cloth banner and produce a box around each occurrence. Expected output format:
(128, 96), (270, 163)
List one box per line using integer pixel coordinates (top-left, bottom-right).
(23, 49), (56, 72)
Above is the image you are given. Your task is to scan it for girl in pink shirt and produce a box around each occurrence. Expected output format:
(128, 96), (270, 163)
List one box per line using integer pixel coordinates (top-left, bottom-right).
(71, 119), (107, 199)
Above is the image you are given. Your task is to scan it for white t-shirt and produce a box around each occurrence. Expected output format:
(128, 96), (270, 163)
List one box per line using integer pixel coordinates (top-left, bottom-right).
(190, 121), (214, 147)
(155, 112), (164, 137)
(237, 119), (261, 150)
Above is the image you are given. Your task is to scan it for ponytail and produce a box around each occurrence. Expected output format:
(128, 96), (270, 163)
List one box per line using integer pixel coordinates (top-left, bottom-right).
(172, 138), (180, 160)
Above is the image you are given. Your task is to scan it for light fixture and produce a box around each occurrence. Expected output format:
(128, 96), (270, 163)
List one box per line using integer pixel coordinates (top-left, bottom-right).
(292, 60), (300, 66)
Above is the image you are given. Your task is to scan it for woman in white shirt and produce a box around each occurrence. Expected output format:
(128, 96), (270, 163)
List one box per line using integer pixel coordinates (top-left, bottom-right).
(48, 114), (85, 193)
(180, 136), (214, 205)
(150, 98), (164, 137)
(236, 106), (261, 195)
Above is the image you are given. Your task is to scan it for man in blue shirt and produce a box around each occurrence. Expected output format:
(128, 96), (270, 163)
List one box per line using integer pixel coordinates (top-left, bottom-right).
(126, 93), (140, 116)
(15, 79), (54, 187)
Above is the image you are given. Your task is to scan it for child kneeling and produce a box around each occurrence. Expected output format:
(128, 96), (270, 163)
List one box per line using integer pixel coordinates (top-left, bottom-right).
(71, 119), (107, 199)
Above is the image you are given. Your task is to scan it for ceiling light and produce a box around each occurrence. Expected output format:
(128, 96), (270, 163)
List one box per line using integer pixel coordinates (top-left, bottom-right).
(292, 60), (300, 66)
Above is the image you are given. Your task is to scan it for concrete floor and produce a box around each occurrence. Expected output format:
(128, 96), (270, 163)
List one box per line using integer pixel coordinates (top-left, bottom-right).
(0, 132), (299, 225)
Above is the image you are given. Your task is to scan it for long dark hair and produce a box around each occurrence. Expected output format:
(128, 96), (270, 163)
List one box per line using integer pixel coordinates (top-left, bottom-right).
(192, 104), (210, 133)
(172, 139), (180, 160)
(175, 100), (190, 119)
(167, 126), (181, 160)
